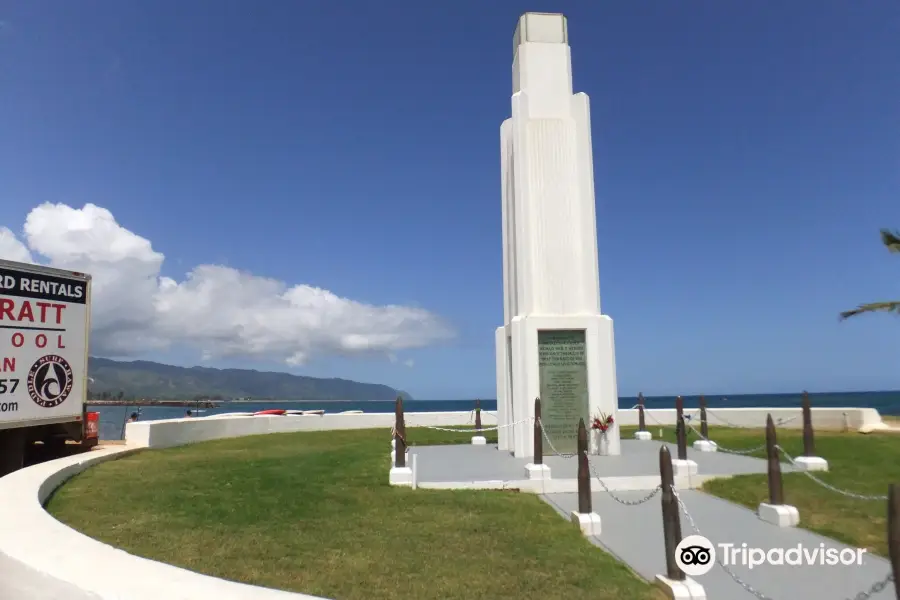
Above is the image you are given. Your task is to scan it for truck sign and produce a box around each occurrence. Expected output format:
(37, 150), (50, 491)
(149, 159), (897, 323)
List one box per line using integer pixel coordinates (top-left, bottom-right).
(0, 261), (91, 430)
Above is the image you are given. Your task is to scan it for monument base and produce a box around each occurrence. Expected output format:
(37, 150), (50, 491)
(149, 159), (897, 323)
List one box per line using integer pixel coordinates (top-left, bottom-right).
(692, 440), (717, 452)
(671, 459), (698, 477)
(471, 436), (487, 445)
(390, 450), (408, 464)
(654, 575), (706, 600)
(524, 463), (551, 480)
(570, 511), (601, 537)
(792, 456), (829, 472)
(634, 430), (652, 441)
(389, 467), (413, 487)
(758, 503), (799, 527)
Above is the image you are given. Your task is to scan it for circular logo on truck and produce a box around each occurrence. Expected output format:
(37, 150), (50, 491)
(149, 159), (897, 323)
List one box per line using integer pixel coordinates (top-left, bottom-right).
(27, 355), (74, 408)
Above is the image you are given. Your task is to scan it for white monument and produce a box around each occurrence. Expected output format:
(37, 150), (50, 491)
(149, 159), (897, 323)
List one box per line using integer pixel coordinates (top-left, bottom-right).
(495, 12), (620, 459)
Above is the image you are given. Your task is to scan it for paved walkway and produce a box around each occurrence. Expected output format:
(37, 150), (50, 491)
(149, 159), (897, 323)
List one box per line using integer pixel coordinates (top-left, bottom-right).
(409, 439), (792, 490)
(407, 439), (895, 599)
(543, 490), (894, 599)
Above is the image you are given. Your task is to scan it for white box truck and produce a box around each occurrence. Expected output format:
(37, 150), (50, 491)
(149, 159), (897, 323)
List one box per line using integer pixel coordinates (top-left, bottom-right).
(0, 259), (98, 477)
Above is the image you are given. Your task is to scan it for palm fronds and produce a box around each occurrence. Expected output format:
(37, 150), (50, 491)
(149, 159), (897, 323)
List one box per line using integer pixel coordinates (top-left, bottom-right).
(839, 301), (900, 320)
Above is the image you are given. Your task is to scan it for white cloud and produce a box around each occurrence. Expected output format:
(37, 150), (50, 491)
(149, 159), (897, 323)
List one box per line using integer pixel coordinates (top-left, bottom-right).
(1, 203), (454, 364)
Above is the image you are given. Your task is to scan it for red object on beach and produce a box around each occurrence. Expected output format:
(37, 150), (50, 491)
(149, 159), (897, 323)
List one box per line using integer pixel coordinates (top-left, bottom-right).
(253, 409), (286, 416)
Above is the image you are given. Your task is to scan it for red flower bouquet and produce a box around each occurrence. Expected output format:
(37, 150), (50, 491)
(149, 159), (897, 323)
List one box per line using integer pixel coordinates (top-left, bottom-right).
(591, 412), (614, 433)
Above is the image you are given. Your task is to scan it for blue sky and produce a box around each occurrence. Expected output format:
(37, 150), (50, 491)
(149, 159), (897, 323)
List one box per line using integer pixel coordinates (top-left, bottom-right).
(1, 1), (898, 399)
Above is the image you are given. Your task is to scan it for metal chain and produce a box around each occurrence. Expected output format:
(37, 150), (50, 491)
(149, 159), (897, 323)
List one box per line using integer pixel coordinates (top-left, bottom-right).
(845, 573), (895, 599)
(704, 409), (800, 429)
(776, 446), (888, 501)
(584, 453), (661, 505)
(411, 417), (532, 433)
(688, 424), (768, 456)
(670, 486), (776, 600)
(537, 418), (579, 458)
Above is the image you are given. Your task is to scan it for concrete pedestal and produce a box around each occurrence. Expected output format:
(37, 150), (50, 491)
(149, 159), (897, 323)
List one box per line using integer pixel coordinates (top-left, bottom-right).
(654, 575), (706, 599)
(758, 502), (800, 527)
(692, 440), (717, 452)
(389, 467), (413, 487)
(570, 511), (601, 537)
(671, 459), (698, 477)
(524, 463), (551, 480)
(471, 436), (487, 445)
(792, 456), (829, 472)
(634, 430), (652, 441)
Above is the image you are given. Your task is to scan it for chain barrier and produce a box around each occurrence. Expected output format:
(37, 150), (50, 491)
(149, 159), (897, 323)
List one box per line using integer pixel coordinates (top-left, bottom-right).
(536, 419), (662, 504)
(403, 416), (533, 434)
(776, 446), (888, 501)
(687, 423), (768, 456)
(670, 485), (777, 600)
(672, 485), (894, 600)
(584, 454), (662, 505)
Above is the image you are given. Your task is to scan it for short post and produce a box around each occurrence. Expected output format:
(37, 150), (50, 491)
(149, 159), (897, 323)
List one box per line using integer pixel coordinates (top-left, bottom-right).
(471, 399), (487, 445)
(670, 417), (698, 477)
(654, 445), (706, 598)
(757, 414), (799, 527)
(692, 395), (717, 452)
(525, 397), (550, 480)
(570, 418), (601, 536)
(888, 484), (900, 600)
(389, 396), (413, 486)
(675, 395), (684, 427)
(793, 391), (828, 471)
(634, 393), (652, 440)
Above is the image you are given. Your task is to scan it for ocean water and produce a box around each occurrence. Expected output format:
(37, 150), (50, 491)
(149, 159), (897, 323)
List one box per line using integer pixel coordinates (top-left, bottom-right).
(91, 390), (900, 441)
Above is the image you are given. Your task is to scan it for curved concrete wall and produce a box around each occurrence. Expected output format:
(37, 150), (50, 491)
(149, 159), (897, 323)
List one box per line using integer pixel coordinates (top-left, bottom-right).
(124, 407), (885, 450)
(0, 446), (329, 600)
(124, 410), (495, 448)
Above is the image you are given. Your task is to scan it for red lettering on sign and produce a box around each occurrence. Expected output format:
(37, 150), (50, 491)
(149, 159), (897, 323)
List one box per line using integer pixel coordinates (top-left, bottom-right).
(57, 335), (65, 349)
(11, 333), (23, 347)
(0, 299), (12, 322)
(1, 357), (13, 372)
(35, 334), (47, 348)
(0, 299), (66, 324)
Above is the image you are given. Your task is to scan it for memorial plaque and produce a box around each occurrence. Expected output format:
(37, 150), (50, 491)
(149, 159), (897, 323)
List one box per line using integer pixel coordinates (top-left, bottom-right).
(538, 329), (589, 455)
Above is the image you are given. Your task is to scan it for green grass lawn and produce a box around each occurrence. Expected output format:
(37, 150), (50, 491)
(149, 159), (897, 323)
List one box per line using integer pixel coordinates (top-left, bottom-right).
(47, 426), (663, 600)
(621, 424), (900, 555)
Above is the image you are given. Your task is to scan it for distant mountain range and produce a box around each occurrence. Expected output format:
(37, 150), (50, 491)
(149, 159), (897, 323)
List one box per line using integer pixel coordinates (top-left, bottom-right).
(86, 357), (411, 401)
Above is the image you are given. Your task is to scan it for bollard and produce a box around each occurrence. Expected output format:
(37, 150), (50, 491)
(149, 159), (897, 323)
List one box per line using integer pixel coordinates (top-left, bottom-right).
(659, 445), (684, 581)
(790, 391), (828, 471)
(388, 396), (413, 486)
(524, 397), (550, 480)
(675, 395), (684, 428)
(802, 391), (815, 457)
(577, 418), (591, 514)
(569, 417), (601, 536)
(757, 413), (799, 527)
(765, 414), (784, 505)
(471, 398), (487, 445)
(692, 396), (716, 452)
(888, 484), (900, 600)
(475, 398), (482, 430)
(638, 393), (646, 431)
(394, 396), (406, 468)
(699, 395), (708, 439)
(635, 393), (652, 440)
(676, 417), (687, 461)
